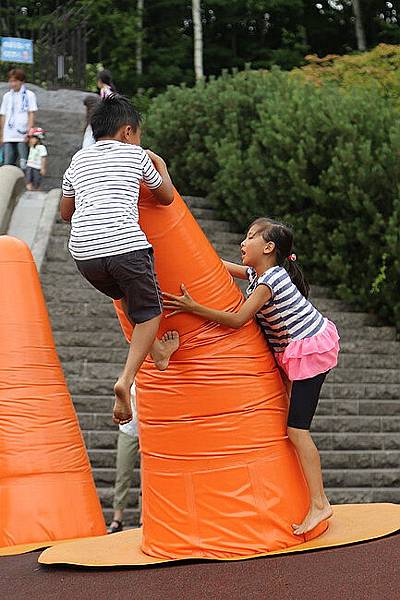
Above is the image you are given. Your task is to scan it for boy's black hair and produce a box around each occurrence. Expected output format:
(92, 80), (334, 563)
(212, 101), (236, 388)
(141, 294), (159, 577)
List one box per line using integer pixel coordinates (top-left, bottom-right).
(250, 217), (310, 298)
(90, 95), (141, 141)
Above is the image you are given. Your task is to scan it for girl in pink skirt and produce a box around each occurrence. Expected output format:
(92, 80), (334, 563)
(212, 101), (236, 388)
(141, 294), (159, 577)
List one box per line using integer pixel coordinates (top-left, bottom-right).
(163, 217), (340, 535)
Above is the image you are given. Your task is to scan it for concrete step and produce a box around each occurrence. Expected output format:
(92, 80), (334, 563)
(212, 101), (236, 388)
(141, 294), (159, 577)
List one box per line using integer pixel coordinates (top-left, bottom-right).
(72, 395), (114, 413)
(78, 412), (117, 431)
(311, 298), (359, 313)
(45, 285), (110, 304)
(53, 331), (126, 348)
(47, 301), (118, 319)
(320, 450), (400, 469)
(324, 312), (377, 327)
(103, 508), (140, 529)
(313, 432), (399, 451)
(103, 509), (140, 528)
(183, 195), (214, 209)
(42, 273), (101, 290)
(317, 399), (400, 416)
(312, 415), (400, 433)
(323, 469), (400, 488)
(190, 207), (221, 220)
(326, 487), (400, 503)
(89, 448), (120, 468)
(42, 177), (62, 192)
(339, 340), (400, 355)
(338, 354), (400, 369)
(328, 368), (400, 384)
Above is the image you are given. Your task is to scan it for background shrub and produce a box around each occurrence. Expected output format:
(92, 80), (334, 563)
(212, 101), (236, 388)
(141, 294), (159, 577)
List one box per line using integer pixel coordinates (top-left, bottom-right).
(144, 52), (400, 328)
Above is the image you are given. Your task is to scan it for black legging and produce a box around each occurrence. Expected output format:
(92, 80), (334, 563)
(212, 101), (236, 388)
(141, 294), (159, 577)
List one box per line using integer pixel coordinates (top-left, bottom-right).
(287, 371), (328, 430)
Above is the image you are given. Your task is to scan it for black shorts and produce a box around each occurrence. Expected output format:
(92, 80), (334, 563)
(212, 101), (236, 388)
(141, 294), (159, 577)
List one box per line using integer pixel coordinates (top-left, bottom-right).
(287, 371), (328, 430)
(25, 166), (42, 188)
(75, 248), (162, 324)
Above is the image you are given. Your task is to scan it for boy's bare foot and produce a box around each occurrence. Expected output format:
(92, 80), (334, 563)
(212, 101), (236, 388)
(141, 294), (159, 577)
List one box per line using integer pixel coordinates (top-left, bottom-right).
(292, 499), (333, 535)
(152, 330), (180, 371)
(113, 377), (133, 425)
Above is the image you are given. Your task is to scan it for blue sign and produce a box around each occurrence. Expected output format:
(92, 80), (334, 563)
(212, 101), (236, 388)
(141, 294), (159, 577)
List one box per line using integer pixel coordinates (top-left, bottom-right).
(1, 37), (33, 64)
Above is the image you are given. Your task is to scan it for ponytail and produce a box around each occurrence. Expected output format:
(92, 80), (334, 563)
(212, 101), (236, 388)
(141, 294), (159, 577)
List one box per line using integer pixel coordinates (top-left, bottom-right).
(286, 258), (310, 299)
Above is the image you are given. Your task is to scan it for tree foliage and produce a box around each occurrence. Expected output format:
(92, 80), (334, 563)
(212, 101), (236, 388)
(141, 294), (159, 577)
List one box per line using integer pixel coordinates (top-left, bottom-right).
(143, 60), (400, 326)
(1, 1), (400, 94)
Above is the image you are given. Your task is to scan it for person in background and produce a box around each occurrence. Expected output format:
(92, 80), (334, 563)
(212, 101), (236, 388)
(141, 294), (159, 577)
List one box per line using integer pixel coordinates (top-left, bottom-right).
(25, 127), (47, 191)
(97, 69), (117, 99)
(108, 385), (140, 534)
(0, 68), (37, 170)
(82, 95), (100, 148)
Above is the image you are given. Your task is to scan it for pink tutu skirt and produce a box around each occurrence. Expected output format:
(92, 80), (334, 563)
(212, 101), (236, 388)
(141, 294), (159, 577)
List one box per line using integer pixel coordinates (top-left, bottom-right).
(275, 319), (340, 381)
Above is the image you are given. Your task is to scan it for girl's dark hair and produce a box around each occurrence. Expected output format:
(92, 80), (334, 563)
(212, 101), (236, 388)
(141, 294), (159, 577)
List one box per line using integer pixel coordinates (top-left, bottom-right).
(250, 217), (310, 298)
(83, 95), (100, 126)
(97, 69), (117, 92)
(90, 95), (141, 140)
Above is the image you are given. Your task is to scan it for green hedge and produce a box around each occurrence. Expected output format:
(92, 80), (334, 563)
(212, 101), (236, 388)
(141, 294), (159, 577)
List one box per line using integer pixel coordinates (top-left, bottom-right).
(144, 69), (400, 328)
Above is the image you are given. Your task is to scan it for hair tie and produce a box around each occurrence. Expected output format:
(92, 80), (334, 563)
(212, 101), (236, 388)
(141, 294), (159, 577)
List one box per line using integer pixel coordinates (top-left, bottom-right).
(287, 253), (297, 262)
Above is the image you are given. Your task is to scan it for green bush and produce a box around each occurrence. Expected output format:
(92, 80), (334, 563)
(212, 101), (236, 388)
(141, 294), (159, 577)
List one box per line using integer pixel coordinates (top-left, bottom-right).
(144, 67), (400, 328)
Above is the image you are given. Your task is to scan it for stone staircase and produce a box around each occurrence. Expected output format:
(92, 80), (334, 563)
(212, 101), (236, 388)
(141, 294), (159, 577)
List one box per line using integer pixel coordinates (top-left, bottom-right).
(40, 195), (400, 525)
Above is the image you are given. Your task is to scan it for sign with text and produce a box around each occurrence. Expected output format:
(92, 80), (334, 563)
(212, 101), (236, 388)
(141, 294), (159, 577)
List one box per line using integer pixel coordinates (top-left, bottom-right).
(1, 37), (33, 64)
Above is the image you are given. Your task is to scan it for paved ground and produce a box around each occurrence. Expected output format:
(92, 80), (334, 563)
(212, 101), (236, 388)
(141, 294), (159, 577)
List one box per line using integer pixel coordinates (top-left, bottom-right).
(1, 534), (399, 600)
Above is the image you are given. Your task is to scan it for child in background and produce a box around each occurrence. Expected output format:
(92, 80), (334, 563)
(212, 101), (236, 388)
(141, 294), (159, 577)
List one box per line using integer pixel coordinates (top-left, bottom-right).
(163, 217), (340, 535)
(82, 95), (100, 148)
(26, 127), (47, 190)
(97, 69), (116, 99)
(0, 67), (37, 170)
(107, 385), (140, 534)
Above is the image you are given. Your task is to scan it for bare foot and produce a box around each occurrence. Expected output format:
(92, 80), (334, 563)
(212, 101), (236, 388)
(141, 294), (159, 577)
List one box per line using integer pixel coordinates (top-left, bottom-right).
(292, 500), (333, 535)
(152, 330), (180, 371)
(113, 377), (133, 425)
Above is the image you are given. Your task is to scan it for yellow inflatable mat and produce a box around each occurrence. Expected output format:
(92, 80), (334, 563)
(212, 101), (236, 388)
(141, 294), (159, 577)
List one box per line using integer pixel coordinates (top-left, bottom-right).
(39, 503), (400, 568)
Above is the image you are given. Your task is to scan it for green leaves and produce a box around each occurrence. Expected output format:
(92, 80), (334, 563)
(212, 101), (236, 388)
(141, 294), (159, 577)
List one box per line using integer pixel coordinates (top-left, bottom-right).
(144, 61), (400, 326)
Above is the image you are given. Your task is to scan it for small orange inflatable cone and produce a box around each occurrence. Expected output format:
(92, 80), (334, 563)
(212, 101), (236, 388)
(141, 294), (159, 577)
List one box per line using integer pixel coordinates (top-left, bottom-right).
(0, 236), (106, 554)
(114, 188), (327, 560)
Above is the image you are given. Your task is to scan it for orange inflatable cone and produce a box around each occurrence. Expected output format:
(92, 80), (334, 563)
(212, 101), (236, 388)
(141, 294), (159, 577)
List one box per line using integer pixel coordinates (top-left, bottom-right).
(0, 236), (106, 555)
(114, 188), (327, 560)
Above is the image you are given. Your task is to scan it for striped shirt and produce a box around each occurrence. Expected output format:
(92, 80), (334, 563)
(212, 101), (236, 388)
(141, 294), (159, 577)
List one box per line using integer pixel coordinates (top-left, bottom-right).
(62, 140), (162, 260)
(246, 266), (326, 353)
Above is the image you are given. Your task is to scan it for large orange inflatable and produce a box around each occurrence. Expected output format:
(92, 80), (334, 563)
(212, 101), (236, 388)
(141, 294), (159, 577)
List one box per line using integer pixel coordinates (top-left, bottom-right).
(0, 236), (106, 554)
(114, 187), (327, 560)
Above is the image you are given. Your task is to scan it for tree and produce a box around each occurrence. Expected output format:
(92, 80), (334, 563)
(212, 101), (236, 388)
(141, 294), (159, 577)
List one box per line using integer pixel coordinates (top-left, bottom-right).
(136, 0), (144, 91)
(352, 0), (367, 50)
(192, 0), (204, 80)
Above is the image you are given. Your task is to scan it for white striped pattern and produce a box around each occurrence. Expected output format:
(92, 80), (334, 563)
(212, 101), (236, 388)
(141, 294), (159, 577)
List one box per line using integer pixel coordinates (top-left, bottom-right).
(246, 266), (325, 352)
(62, 140), (162, 260)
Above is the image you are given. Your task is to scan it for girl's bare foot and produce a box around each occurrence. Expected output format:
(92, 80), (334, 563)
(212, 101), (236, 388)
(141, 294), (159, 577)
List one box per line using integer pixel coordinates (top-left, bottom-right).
(292, 499), (333, 535)
(151, 331), (180, 371)
(113, 377), (133, 425)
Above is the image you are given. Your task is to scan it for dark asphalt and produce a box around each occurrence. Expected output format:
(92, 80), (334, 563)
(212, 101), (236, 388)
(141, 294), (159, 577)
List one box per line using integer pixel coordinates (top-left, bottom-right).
(0, 534), (398, 600)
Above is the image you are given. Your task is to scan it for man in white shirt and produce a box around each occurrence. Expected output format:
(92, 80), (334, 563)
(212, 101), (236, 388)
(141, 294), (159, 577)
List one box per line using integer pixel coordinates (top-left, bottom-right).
(0, 68), (38, 170)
